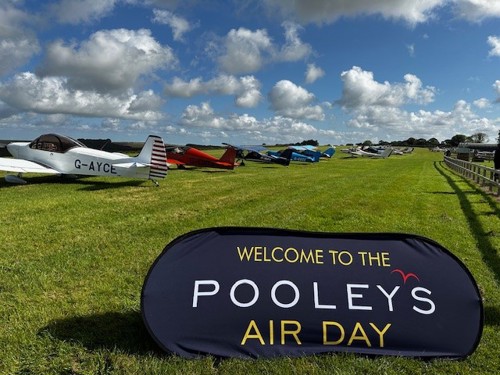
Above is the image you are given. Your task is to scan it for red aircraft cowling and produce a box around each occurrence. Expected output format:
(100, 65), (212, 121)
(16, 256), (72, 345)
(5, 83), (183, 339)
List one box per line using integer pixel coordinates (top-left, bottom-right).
(166, 146), (238, 170)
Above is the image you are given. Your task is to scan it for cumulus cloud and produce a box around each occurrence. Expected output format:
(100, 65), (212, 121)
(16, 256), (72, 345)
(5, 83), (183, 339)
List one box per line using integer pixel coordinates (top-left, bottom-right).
(263, 0), (500, 25)
(164, 75), (262, 108)
(487, 36), (500, 57)
(346, 99), (498, 140)
(217, 22), (311, 74)
(236, 76), (262, 107)
(452, 0), (500, 22)
(50, 0), (117, 24)
(0, 72), (164, 120)
(339, 66), (435, 110)
(36, 29), (176, 94)
(334, 66), (500, 142)
(178, 101), (329, 143)
(262, 0), (443, 26)
(473, 98), (490, 109)
(305, 63), (325, 84)
(0, 2), (40, 76)
(277, 22), (312, 62)
(218, 28), (273, 74)
(269, 80), (324, 120)
(152, 9), (193, 41)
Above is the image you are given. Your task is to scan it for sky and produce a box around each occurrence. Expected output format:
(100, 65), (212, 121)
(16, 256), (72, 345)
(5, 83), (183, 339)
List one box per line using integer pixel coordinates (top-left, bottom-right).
(1, 0), (500, 146)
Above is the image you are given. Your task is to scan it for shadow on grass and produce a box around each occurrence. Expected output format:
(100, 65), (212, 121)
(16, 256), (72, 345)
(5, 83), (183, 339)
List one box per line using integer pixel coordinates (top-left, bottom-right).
(434, 161), (500, 317)
(0, 174), (154, 190)
(484, 306), (500, 326)
(40, 310), (166, 356)
(76, 179), (151, 191)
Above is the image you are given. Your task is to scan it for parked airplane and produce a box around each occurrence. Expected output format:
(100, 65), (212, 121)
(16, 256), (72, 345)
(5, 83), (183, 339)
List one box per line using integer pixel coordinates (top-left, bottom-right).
(267, 148), (318, 162)
(288, 145), (336, 160)
(347, 147), (393, 158)
(223, 144), (291, 166)
(0, 133), (168, 185)
(166, 145), (238, 170)
(392, 147), (414, 155)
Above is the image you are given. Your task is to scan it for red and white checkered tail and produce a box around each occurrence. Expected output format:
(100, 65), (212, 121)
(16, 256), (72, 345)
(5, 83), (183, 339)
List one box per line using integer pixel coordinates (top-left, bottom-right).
(138, 135), (168, 181)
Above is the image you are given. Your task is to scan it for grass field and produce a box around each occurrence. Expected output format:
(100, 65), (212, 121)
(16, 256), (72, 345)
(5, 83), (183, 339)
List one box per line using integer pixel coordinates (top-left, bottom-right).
(1, 148), (499, 374)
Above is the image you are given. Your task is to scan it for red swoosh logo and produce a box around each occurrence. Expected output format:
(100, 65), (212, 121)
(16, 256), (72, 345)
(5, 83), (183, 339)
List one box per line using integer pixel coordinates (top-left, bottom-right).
(391, 269), (420, 284)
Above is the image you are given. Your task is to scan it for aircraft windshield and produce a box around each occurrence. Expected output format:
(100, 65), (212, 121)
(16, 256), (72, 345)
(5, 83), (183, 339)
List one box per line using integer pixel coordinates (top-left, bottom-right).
(29, 134), (87, 153)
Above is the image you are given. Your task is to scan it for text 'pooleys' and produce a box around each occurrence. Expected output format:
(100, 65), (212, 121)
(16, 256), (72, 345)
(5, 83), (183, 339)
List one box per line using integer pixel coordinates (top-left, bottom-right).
(141, 228), (483, 359)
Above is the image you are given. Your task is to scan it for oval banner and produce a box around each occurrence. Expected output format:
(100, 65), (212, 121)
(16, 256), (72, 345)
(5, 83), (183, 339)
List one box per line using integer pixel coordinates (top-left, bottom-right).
(141, 228), (483, 359)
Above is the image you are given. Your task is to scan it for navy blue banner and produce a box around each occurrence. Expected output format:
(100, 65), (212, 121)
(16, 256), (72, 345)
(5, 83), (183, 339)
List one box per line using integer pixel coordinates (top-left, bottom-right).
(141, 228), (483, 359)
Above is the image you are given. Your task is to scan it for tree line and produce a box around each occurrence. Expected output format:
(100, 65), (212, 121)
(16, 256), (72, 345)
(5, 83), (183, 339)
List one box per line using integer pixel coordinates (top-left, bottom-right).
(359, 132), (497, 148)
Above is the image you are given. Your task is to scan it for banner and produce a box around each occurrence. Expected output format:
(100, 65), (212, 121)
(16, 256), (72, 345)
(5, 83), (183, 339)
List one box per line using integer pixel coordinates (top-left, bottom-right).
(141, 228), (483, 359)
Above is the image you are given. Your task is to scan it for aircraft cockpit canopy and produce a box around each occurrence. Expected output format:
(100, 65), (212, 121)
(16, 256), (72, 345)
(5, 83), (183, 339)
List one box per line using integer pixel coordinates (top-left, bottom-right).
(29, 134), (87, 153)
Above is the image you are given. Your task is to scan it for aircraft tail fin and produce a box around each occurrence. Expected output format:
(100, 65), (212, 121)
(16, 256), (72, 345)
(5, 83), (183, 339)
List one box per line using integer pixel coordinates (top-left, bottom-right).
(219, 146), (237, 167)
(381, 148), (392, 158)
(322, 146), (336, 158)
(136, 135), (168, 180)
(279, 149), (294, 162)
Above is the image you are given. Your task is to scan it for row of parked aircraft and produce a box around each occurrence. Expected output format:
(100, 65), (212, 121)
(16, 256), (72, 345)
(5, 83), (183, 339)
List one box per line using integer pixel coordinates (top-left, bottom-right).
(0, 133), (393, 185)
(341, 145), (413, 158)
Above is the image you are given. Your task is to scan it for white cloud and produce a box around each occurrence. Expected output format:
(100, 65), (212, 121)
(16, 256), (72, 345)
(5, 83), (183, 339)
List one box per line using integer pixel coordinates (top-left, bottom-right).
(164, 75), (262, 108)
(50, 0), (117, 24)
(177, 102), (329, 144)
(339, 66), (435, 110)
(277, 22), (312, 62)
(262, 0), (443, 26)
(452, 0), (500, 22)
(345, 98), (499, 142)
(336, 66), (500, 142)
(236, 76), (262, 108)
(218, 28), (273, 74)
(0, 2), (40, 76)
(217, 22), (311, 74)
(305, 63), (325, 84)
(487, 36), (500, 57)
(264, 0), (500, 25)
(152, 9), (193, 41)
(180, 102), (260, 131)
(269, 80), (324, 120)
(36, 29), (176, 93)
(473, 98), (490, 108)
(0, 72), (164, 121)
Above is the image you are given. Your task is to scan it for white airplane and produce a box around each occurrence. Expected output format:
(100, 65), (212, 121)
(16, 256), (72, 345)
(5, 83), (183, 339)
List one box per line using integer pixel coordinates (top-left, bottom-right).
(0, 133), (168, 185)
(347, 147), (392, 158)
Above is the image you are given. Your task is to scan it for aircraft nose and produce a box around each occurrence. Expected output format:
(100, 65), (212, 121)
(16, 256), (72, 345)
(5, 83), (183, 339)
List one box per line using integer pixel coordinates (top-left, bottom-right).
(7, 143), (19, 158)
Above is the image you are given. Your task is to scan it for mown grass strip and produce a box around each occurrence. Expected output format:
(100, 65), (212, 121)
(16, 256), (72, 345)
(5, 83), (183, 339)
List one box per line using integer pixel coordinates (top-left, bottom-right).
(0, 148), (498, 374)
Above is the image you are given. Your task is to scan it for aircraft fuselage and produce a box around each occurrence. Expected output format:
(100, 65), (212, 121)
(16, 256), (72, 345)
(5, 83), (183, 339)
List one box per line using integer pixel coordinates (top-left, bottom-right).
(7, 142), (147, 178)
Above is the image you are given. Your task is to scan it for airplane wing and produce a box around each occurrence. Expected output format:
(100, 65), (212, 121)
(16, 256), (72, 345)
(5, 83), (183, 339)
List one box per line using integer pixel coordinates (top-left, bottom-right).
(0, 157), (60, 174)
(166, 159), (184, 165)
(222, 143), (266, 153)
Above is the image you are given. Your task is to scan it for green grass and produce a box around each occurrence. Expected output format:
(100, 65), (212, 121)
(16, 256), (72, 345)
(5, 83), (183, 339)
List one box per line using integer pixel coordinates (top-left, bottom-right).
(0, 149), (499, 374)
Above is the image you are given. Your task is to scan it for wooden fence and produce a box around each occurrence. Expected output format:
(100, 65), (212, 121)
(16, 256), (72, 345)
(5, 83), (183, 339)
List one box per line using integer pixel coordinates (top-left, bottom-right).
(444, 156), (500, 196)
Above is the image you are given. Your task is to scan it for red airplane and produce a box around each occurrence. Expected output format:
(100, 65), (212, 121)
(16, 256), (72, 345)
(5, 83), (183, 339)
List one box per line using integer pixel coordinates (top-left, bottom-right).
(166, 145), (238, 170)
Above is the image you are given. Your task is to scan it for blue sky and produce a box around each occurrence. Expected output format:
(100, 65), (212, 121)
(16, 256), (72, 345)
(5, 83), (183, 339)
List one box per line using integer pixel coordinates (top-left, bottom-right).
(1, 0), (499, 145)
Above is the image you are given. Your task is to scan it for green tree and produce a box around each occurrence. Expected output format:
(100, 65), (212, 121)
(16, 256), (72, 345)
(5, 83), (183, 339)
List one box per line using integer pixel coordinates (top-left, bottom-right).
(469, 132), (488, 143)
(428, 138), (440, 146)
(406, 137), (416, 146)
(450, 134), (467, 146)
